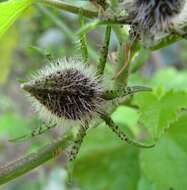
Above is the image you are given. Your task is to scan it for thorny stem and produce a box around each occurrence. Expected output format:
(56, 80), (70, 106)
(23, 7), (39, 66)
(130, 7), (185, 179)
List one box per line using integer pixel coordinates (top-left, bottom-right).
(41, 0), (132, 24)
(41, 0), (98, 18)
(9, 122), (57, 142)
(0, 134), (73, 185)
(99, 112), (155, 148)
(68, 123), (89, 161)
(102, 85), (152, 100)
(79, 9), (89, 64)
(97, 25), (111, 76)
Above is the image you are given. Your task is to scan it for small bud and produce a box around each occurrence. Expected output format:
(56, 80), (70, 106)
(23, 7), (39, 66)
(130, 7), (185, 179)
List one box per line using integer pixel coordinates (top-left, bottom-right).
(23, 58), (104, 123)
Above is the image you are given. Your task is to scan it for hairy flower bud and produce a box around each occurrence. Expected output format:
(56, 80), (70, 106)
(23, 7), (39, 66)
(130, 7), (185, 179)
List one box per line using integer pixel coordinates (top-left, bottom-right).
(22, 58), (104, 123)
(122, 0), (187, 45)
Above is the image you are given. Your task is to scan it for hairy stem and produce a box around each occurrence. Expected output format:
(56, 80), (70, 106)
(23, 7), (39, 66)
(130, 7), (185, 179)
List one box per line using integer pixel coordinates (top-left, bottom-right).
(102, 85), (152, 100)
(0, 134), (72, 185)
(97, 25), (111, 76)
(79, 9), (89, 64)
(99, 112), (155, 148)
(41, 0), (131, 24)
(41, 0), (98, 18)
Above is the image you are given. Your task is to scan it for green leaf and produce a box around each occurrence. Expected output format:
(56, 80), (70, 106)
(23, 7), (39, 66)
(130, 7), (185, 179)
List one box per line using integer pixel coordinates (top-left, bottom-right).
(137, 175), (156, 190)
(129, 68), (187, 91)
(151, 68), (187, 90)
(140, 112), (187, 190)
(0, 112), (30, 138)
(112, 106), (139, 128)
(133, 90), (187, 139)
(0, 27), (18, 83)
(0, 0), (33, 38)
(73, 125), (140, 190)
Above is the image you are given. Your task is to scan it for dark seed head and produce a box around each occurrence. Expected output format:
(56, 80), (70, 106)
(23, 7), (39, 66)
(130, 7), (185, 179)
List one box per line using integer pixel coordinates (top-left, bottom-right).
(122, 0), (186, 46)
(22, 58), (104, 122)
(134, 0), (185, 28)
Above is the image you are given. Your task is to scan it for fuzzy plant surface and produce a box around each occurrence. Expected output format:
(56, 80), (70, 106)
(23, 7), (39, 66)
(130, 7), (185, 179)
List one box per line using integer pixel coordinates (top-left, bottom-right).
(1, 0), (187, 189)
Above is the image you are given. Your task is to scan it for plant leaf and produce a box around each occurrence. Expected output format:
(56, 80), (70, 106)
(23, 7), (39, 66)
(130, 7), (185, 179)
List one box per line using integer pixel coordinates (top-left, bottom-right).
(73, 125), (140, 190)
(133, 90), (187, 139)
(140, 112), (187, 190)
(0, 0), (33, 38)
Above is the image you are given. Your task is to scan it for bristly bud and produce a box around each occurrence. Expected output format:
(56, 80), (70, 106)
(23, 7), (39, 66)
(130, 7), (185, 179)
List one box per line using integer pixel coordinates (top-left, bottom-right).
(122, 0), (187, 46)
(22, 58), (104, 123)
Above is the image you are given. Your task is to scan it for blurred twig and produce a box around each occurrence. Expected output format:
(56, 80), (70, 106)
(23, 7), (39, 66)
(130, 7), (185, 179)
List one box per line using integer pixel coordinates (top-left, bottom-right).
(41, 0), (98, 18)
(0, 134), (72, 185)
(40, 0), (132, 24)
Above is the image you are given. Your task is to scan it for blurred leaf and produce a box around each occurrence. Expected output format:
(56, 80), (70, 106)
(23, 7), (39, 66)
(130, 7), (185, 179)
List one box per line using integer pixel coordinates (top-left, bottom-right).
(0, 112), (30, 139)
(133, 90), (187, 139)
(112, 106), (139, 127)
(0, 0), (33, 38)
(73, 125), (140, 190)
(140, 112), (187, 190)
(0, 94), (16, 112)
(137, 175), (156, 190)
(130, 68), (187, 90)
(151, 68), (187, 90)
(0, 27), (18, 83)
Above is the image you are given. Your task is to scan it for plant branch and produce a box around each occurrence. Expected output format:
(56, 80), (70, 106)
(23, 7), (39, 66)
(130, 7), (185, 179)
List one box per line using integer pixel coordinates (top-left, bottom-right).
(41, 0), (98, 18)
(0, 134), (73, 186)
(96, 25), (111, 76)
(102, 85), (152, 100)
(99, 111), (155, 148)
(79, 9), (89, 64)
(40, 0), (131, 25)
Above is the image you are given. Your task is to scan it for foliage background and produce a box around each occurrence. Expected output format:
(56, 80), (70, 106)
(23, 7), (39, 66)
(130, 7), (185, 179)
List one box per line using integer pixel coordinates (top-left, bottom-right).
(0, 0), (187, 190)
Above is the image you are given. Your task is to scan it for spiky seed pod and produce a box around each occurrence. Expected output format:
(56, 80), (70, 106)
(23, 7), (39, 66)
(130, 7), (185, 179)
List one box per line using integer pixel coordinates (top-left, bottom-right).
(122, 0), (187, 45)
(22, 58), (104, 123)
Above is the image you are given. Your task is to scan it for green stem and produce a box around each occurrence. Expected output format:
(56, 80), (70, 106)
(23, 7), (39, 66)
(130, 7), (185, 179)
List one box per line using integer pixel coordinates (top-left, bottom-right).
(96, 25), (111, 76)
(114, 42), (130, 87)
(79, 9), (89, 64)
(112, 26), (129, 88)
(151, 34), (182, 51)
(0, 134), (72, 185)
(41, 0), (131, 25)
(102, 85), (152, 100)
(41, 0), (98, 18)
(99, 112), (155, 148)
